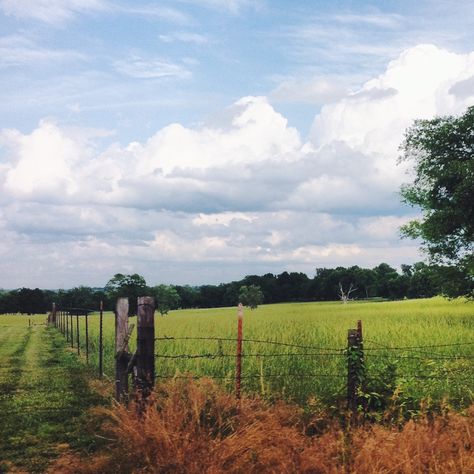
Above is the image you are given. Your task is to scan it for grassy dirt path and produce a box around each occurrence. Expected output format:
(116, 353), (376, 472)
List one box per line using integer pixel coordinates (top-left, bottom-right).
(0, 319), (107, 473)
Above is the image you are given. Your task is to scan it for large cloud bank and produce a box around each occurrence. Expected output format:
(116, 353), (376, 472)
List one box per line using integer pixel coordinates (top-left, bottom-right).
(1, 44), (473, 287)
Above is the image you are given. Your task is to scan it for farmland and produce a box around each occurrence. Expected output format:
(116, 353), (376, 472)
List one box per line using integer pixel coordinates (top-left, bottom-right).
(2, 296), (474, 472)
(61, 297), (474, 408)
(0, 317), (105, 472)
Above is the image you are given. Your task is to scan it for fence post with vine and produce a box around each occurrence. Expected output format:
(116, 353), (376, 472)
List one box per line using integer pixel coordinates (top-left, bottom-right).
(347, 321), (365, 417)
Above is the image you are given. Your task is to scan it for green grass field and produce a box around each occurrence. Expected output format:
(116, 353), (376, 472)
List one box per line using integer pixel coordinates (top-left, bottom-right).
(1, 297), (473, 471)
(56, 296), (474, 409)
(0, 316), (106, 473)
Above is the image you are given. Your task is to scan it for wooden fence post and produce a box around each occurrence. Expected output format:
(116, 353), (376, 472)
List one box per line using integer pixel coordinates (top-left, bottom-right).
(99, 301), (104, 378)
(236, 303), (244, 399)
(115, 298), (130, 402)
(65, 311), (69, 342)
(347, 322), (364, 418)
(49, 302), (56, 326)
(136, 296), (155, 400)
(70, 312), (74, 348)
(76, 314), (80, 355)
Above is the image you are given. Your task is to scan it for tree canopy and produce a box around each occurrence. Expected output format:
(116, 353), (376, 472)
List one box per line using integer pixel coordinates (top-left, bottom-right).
(152, 284), (181, 316)
(104, 273), (148, 315)
(239, 284), (264, 309)
(399, 106), (474, 296)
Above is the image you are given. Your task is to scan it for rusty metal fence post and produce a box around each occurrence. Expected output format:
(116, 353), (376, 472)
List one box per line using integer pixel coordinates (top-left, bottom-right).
(99, 301), (104, 378)
(236, 303), (244, 399)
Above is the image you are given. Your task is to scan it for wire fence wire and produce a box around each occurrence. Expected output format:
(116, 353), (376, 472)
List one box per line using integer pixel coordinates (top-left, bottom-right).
(155, 373), (345, 380)
(156, 335), (345, 352)
(153, 334), (474, 384)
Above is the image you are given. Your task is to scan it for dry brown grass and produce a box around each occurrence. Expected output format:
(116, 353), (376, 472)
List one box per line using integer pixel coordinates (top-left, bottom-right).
(52, 378), (474, 474)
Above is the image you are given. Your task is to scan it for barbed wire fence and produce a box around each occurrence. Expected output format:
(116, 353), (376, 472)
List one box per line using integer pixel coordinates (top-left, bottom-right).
(46, 299), (474, 414)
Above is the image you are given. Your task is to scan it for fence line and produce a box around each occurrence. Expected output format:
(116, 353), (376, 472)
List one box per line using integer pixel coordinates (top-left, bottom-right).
(44, 300), (474, 415)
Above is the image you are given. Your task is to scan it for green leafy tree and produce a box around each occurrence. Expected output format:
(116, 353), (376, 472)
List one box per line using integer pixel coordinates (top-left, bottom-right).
(152, 285), (181, 316)
(239, 284), (264, 310)
(400, 106), (474, 296)
(105, 273), (148, 315)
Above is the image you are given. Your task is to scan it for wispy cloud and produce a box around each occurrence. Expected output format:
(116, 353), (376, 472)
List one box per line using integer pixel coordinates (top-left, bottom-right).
(332, 13), (404, 28)
(177, 0), (262, 14)
(0, 34), (85, 67)
(159, 32), (209, 45)
(115, 5), (191, 25)
(0, 0), (107, 24)
(114, 55), (191, 79)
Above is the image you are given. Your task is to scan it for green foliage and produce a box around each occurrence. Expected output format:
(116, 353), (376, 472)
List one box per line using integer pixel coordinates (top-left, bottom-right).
(239, 284), (264, 309)
(104, 273), (148, 315)
(400, 106), (474, 296)
(152, 284), (181, 316)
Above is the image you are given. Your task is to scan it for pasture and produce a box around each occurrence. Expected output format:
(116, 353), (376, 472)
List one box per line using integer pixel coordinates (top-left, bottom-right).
(68, 296), (474, 409)
(0, 317), (105, 472)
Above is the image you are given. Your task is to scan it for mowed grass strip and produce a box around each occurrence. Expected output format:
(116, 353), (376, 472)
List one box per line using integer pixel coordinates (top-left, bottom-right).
(0, 316), (107, 473)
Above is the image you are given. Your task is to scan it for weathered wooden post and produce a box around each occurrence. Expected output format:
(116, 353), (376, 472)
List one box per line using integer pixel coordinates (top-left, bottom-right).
(49, 302), (56, 326)
(115, 298), (130, 402)
(236, 303), (244, 399)
(136, 296), (155, 400)
(99, 301), (104, 378)
(70, 312), (74, 348)
(76, 314), (80, 355)
(65, 311), (69, 342)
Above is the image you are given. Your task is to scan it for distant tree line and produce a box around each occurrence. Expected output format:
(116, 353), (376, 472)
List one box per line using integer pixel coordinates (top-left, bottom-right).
(0, 261), (471, 315)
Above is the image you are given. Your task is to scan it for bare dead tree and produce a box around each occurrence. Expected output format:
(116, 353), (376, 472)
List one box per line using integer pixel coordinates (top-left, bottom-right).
(339, 282), (357, 304)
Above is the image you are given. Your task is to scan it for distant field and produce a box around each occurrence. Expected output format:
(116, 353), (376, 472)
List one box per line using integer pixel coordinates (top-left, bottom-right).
(54, 296), (474, 408)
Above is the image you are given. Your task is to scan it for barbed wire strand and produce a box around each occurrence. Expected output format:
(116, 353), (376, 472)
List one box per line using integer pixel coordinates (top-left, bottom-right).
(155, 352), (345, 359)
(365, 338), (474, 350)
(155, 373), (345, 380)
(156, 336), (345, 352)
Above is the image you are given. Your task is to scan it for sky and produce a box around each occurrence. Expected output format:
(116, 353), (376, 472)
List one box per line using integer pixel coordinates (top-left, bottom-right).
(0, 0), (473, 289)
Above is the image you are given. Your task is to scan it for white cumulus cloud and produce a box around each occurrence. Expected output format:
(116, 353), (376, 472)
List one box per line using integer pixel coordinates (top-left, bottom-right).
(0, 44), (473, 287)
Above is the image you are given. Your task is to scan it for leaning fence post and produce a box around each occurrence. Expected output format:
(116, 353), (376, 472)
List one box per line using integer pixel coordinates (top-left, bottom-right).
(347, 322), (364, 418)
(136, 296), (155, 400)
(115, 298), (130, 402)
(236, 303), (244, 399)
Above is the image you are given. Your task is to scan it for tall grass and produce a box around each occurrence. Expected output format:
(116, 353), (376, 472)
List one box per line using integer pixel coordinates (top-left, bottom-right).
(52, 377), (474, 474)
(67, 297), (474, 407)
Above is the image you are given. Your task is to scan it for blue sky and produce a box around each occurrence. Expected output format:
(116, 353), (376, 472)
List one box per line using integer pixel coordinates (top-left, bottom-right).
(0, 0), (473, 288)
